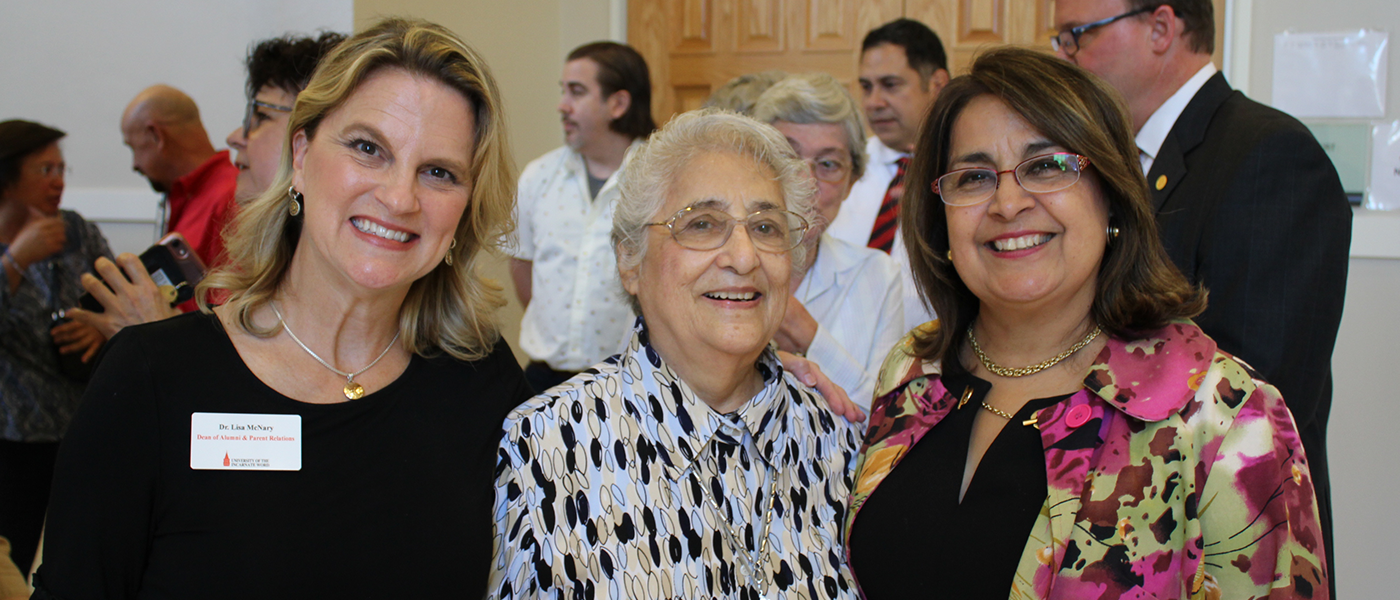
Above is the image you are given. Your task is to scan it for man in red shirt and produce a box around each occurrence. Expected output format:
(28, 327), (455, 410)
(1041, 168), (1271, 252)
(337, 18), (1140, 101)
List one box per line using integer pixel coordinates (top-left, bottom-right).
(120, 85), (237, 267)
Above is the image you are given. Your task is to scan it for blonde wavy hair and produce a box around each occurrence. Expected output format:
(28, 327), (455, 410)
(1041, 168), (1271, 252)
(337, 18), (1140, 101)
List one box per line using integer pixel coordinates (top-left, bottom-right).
(199, 17), (515, 361)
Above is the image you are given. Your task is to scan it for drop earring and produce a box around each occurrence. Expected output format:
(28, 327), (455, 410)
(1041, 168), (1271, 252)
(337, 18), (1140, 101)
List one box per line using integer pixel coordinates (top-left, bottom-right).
(288, 186), (303, 216)
(444, 237), (457, 266)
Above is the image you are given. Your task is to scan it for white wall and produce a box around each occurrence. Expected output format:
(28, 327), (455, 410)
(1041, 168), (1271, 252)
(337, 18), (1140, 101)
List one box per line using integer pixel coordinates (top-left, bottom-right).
(1, 0), (354, 254)
(1244, 2), (1400, 598)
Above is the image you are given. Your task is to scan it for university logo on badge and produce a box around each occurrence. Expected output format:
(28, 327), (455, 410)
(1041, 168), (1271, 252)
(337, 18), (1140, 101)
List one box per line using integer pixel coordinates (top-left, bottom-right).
(190, 413), (303, 471)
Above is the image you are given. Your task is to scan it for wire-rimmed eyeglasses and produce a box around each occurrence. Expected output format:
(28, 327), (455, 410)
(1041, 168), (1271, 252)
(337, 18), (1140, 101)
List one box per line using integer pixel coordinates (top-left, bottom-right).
(242, 98), (294, 138)
(1050, 5), (1157, 56)
(934, 153), (1092, 207)
(646, 206), (810, 253)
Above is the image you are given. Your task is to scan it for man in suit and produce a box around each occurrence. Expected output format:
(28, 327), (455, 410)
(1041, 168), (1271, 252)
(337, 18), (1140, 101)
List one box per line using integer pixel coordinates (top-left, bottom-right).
(1054, 0), (1351, 588)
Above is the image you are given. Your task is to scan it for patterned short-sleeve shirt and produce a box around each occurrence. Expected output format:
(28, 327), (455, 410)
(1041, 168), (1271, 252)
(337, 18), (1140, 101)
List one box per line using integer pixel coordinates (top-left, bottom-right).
(491, 320), (863, 599)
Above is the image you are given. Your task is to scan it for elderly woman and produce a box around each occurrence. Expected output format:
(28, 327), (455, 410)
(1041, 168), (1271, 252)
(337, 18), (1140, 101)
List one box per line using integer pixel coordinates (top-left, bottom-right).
(0, 120), (111, 573)
(491, 110), (862, 599)
(752, 73), (904, 409)
(843, 48), (1327, 598)
(35, 19), (530, 598)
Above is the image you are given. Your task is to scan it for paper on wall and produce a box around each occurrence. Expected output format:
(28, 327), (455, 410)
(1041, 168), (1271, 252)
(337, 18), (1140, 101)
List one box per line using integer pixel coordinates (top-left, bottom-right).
(1370, 121), (1400, 211)
(1273, 30), (1387, 118)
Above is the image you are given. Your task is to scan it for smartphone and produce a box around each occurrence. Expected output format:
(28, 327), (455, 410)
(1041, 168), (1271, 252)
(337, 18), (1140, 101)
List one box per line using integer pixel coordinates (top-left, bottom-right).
(78, 232), (209, 313)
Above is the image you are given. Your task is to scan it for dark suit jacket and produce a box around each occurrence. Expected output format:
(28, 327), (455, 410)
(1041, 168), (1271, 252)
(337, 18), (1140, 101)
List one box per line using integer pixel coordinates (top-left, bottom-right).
(1148, 71), (1350, 502)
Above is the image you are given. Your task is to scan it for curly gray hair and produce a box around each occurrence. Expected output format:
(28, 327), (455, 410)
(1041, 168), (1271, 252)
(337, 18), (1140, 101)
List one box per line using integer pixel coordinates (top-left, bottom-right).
(611, 108), (817, 313)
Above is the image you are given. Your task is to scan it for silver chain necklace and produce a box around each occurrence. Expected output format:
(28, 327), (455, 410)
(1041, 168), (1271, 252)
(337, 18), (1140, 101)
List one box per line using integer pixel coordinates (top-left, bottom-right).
(695, 454), (779, 598)
(270, 302), (401, 400)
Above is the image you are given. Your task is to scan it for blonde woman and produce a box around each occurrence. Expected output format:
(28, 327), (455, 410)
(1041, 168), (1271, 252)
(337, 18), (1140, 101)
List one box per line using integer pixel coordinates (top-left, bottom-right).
(35, 18), (530, 598)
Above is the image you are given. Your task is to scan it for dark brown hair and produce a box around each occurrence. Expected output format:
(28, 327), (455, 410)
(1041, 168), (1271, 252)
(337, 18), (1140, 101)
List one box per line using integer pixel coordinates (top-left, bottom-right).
(0, 120), (65, 192)
(900, 47), (1205, 363)
(567, 42), (656, 139)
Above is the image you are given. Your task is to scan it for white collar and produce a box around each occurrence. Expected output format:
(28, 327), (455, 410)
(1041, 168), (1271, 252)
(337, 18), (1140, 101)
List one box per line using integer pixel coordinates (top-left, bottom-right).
(867, 136), (909, 168)
(1135, 62), (1217, 165)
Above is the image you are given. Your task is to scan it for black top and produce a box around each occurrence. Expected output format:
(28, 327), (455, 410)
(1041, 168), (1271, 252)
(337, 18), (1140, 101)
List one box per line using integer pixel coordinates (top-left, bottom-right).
(848, 366), (1071, 599)
(33, 312), (532, 599)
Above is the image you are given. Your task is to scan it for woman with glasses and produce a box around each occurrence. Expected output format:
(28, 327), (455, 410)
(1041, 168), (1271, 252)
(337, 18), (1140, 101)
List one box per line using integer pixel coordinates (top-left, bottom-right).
(843, 48), (1327, 598)
(0, 119), (110, 573)
(752, 73), (904, 409)
(491, 109), (863, 599)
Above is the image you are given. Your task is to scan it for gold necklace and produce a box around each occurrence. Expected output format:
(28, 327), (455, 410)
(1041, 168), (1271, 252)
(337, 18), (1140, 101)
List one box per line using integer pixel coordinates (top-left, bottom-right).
(967, 323), (1102, 378)
(271, 302), (401, 400)
(980, 401), (1015, 419)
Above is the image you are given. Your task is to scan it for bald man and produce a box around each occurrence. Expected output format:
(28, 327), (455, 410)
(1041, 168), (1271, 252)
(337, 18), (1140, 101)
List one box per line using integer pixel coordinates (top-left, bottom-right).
(120, 85), (237, 267)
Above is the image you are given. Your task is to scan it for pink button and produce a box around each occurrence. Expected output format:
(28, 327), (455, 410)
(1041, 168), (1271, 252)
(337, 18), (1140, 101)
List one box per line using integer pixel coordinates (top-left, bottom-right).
(1065, 405), (1092, 428)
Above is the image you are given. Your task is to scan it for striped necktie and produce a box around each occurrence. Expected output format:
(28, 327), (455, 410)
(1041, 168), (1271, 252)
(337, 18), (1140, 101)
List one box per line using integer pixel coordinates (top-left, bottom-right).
(867, 157), (910, 253)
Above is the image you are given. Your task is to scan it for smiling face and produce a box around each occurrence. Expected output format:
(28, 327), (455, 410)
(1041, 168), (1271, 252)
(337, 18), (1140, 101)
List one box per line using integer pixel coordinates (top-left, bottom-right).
(944, 95), (1108, 316)
(621, 151), (792, 365)
(859, 43), (942, 152)
(558, 58), (622, 153)
(228, 85), (297, 203)
(771, 120), (853, 229)
(288, 67), (475, 296)
(5, 142), (65, 216)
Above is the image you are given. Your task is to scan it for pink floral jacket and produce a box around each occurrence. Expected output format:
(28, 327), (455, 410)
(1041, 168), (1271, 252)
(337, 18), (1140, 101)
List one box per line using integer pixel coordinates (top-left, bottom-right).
(844, 321), (1328, 599)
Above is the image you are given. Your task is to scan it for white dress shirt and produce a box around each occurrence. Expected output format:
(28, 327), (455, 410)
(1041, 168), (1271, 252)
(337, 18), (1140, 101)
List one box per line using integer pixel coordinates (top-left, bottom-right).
(491, 320), (862, 599)
(1136, 62), (1217, 174)
(826, 136), (936, 334)
(795, 234), (904, 409)
(508, 142), (642, 371)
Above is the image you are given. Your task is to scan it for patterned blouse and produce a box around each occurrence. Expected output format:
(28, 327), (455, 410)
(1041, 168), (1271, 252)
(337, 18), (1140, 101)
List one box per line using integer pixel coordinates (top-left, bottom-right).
(491, 320), (863, 599)
(0, 210), (111, 442)
(845, 320), (1328, 599)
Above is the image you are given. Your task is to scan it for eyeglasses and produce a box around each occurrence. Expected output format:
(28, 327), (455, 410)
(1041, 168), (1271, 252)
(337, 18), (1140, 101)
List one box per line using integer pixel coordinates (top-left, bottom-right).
(31, 162), (71, 179)
(241, 98), (294, 138)
(646, 206), (810, 253)
(803, 156), (853, 183)
(1050, 5), (1157, 56)
(934, 153), (1091, 206)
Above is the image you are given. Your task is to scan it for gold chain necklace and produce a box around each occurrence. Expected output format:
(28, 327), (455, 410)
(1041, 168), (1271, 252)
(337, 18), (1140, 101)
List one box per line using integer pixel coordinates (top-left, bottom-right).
(967, 323), (1102, 378)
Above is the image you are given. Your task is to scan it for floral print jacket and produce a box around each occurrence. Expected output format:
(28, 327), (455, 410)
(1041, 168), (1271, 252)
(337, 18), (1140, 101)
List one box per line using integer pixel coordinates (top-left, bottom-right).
(844, 320), (1327, 599)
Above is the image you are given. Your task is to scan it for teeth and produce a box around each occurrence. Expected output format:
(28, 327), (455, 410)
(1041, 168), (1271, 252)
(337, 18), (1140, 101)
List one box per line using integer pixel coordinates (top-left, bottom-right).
(705, 291), (757, 301)
(351, 217), (412, 242)
(992, 234), (1051, 252)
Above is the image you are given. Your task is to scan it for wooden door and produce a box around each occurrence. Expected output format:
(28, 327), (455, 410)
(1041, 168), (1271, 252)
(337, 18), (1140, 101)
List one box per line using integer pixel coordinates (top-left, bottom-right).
(630, 0), (1228, 125)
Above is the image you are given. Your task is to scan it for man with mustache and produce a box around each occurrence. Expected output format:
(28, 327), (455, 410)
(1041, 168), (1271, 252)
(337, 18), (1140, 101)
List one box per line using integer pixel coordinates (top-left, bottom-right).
(508, 41), (655, 393)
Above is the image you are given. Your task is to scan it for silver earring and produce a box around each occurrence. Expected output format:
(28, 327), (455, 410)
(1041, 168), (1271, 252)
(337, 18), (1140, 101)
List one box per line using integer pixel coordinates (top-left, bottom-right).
(444, 238), (457, 266)
(287, 186), (303, 217)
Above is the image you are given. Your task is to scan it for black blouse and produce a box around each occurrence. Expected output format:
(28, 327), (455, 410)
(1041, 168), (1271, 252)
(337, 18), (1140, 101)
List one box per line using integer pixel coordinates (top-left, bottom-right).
(848, 366), (1072, 599)
(34, 312), (533, 599)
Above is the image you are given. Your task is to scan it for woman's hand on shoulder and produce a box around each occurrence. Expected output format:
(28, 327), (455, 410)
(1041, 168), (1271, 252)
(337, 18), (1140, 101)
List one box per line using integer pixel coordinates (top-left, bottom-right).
(779, 350), (865, 423)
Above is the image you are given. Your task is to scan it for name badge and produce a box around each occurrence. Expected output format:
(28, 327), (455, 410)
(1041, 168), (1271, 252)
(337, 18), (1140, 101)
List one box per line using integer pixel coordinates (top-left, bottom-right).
(190, 412), (302, 471)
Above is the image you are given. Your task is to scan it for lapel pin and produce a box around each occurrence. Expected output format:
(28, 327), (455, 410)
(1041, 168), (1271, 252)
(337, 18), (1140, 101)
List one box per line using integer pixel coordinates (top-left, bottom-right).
(1155, 175), (1168, 190)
